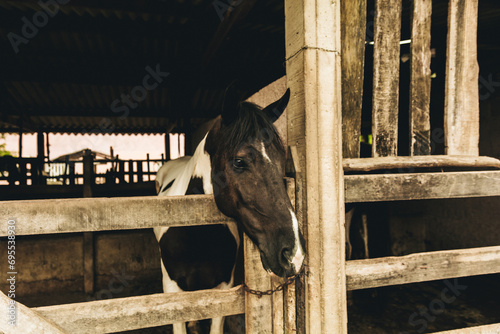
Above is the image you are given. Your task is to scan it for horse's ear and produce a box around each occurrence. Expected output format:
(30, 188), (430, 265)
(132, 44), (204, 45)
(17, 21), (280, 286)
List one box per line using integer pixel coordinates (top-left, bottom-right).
(221, 83), (243, 125)
(262, 88), (290, 123)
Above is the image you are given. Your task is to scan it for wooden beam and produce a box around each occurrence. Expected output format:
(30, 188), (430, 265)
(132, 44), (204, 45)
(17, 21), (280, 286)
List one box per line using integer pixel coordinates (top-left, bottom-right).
(346, 245), (500, 290)
(34, 286), (244, 334)
(202, 0), (258, 67)
(344, 170), (500, 203)
(409, 0), (433, 156)
(429, 323), (500, 334)
(343, 155), (500, 172)
(0, 195), (232, 237)
(341, 0), (366, 159)
(244, 234), (273, 334)
(285, 0), (347, 333)
(0, 290), (67, 334)
(372, 0), (403, 157)
(444, 0), (479, 155)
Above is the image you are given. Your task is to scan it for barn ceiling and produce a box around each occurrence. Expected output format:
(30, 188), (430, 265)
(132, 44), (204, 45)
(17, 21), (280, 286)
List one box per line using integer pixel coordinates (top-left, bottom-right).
(0, 0), (286, 134)
(0, 0), (498, 135)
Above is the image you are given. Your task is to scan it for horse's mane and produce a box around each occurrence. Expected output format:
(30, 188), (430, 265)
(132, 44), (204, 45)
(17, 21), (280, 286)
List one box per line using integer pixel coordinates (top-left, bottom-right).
(220, 101), (285, 156)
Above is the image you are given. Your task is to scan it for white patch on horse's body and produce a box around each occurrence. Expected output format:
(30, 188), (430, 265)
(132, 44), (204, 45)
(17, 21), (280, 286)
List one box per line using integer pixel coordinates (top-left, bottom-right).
(289, 209), (305, 272)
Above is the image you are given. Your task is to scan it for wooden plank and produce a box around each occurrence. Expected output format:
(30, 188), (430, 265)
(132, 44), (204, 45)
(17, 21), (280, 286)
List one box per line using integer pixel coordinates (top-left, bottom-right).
(429, 323), (500, 334)
(285, 0), (347, 333)
(0, 290), (67, 334)
(345, 170), (500, 203)
(372, 0), (403, 157)
(346, 245), (500, 290)
(244, 234), (273, 334)
(272, 277), (285, 334)
(34, 286), (244, 334)
(82, 153), (95, 294)
(444, 0), (479, 155)
(0, 195), (232, 237)
(343, 155), (500, 172)
(341, 0), (366, 159)
(409, 0), (433, 156)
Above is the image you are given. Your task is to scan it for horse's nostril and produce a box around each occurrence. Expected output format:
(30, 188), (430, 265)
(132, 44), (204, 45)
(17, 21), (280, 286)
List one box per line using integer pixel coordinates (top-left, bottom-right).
(280, 248), (292, 268)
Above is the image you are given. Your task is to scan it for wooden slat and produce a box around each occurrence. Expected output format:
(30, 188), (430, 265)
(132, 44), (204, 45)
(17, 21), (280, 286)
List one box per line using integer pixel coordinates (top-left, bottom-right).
(244, 234), (273, 334)
(0, 290), (67, 334)
(0, 195), (232, 237)
(341, 0), (366, 159)
(285, 0), (347, 332)
(343, 155), (500, 172)
(346, 246), (500, 290)
(409, 0), (432, 156)
(34, 286), (244, 334)
(444, 0), (479, 155)
(345, 170), (500, 203)
(429, 323), (500, 334)
(372, 0), (403, 157)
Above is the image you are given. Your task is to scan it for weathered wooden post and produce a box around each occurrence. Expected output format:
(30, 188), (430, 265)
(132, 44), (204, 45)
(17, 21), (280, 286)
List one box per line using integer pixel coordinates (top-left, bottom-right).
(444, 0), (479, 155)
(83, 151), (95, 294)
(285, 0), (347, 333)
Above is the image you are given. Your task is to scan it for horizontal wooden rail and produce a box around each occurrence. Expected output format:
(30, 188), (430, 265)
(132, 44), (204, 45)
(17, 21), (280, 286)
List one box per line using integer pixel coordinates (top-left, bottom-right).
(346, 246), (500, 290)
(429, 323), (500, 334)
(34, 286), (244, 334)
(345, 170), (500, 203)
(0, 195), (232, 237)
(343, 155), (500, 172)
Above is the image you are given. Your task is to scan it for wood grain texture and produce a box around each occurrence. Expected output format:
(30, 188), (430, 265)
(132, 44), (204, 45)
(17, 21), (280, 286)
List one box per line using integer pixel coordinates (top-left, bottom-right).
(34, 287), (244, 334)
(343, 155), (500, 171)
(341, 0), (366, 159)
(0, 195), (232, 237)
(285, 0), (347, 332)
(444, 0), (479, 155)
(344, 170), (500, 203)
(346, 245), (500, 290)
(0, 290), (67, 334)
(372, 0), (402, 157)
(244, 234), (273, 334)
(409, 0), (433, 156)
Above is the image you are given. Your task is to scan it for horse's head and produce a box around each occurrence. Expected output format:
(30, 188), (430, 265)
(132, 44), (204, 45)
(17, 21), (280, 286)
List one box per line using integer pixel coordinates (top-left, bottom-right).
(205, 87), (305, 278)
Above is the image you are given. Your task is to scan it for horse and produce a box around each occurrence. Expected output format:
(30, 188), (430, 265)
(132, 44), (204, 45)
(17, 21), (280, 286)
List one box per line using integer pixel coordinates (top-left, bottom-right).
(154, 87), (305, 334)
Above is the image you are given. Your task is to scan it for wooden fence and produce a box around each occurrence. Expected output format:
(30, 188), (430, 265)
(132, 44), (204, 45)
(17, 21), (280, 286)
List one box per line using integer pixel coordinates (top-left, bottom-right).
(2, 0), (500, 333)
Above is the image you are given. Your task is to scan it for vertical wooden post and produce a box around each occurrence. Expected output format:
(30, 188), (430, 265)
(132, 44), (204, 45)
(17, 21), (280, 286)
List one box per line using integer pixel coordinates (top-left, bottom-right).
(164, 133), (170, 161)
(285, 1), (347, 333)
(341, 0), (367, 159)
(372, 0), (403, 157)
(36, 132), (45, 185)
(444, 0), (479, 155)
(409, 0), (432, 156)
(83, 151), (95, 294)
(244, 234), (273, 334)
(137, 161), (143, 183)
(128, 160), (134, 183)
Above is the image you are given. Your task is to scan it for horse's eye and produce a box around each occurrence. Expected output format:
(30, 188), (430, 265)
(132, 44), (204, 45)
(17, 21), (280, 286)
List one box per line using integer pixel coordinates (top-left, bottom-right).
(232, 158), (247, 170)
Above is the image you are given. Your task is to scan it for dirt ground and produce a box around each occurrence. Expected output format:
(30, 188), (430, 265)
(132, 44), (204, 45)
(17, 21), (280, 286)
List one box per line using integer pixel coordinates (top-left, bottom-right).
(17, 274), (500, 333)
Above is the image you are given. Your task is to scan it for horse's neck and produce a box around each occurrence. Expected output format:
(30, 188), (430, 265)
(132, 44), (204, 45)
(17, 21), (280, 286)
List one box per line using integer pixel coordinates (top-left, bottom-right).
(191, 135), (213, 194)
(157, 134), (212, 197)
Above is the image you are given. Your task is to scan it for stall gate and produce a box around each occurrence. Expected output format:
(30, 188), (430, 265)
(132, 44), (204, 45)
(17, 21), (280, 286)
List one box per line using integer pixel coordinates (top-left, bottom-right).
(2, 0), (500, 333)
